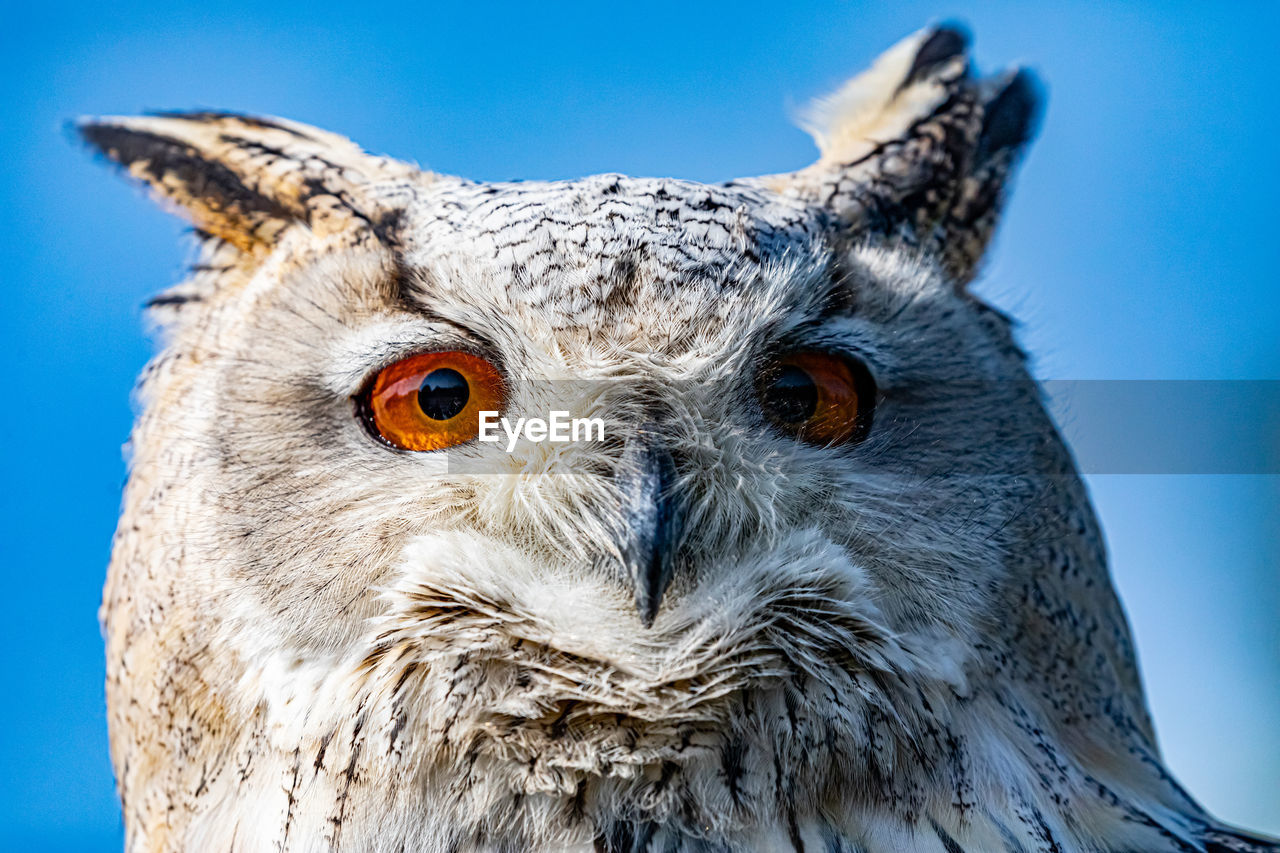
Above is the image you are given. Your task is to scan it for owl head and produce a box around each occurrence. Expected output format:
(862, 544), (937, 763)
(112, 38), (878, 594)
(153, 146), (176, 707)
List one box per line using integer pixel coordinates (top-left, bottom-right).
(84, 26), (1246, 853)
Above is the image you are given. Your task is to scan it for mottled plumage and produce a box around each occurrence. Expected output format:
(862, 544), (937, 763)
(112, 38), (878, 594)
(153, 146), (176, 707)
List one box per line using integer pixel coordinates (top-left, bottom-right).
(80, 26), (1277, 853)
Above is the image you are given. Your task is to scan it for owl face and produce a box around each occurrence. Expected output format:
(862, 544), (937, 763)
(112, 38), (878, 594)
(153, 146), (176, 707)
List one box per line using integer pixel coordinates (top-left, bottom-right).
(88, 26), (1194, 851)
(197, 174), (1018, 630)
(125, 164), (1062, 782)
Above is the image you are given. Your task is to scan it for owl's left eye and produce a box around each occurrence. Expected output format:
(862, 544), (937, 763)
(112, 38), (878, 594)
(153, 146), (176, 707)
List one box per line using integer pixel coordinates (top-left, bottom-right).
(756, 350), (875, 446)
(360, 351), (506, 451)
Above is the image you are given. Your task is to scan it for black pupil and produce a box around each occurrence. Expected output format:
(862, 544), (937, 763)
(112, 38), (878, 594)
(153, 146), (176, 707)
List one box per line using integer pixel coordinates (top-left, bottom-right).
(764, 365), (817, 424)
(417, 368), (470, 420)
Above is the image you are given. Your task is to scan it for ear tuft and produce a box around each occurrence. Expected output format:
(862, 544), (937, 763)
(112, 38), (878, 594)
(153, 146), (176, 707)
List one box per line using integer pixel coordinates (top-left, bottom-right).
(932, 67), (1043, 285)
(975, 68), (1043, 162)
(797, 24), (970, 164)
(759, 25), (1044, 287)
(78, 118), (298, 252)
(76, 111), (418, 254)
(901, 23), (970, 92)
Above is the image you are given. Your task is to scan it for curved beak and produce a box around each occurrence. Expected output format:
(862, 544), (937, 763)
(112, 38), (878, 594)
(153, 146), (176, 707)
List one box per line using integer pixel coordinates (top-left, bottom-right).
(615, 424), (683, 628)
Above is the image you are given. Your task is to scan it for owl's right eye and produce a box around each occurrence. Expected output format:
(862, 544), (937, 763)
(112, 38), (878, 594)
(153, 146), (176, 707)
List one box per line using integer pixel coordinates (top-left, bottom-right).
(360, 351), (506, 451)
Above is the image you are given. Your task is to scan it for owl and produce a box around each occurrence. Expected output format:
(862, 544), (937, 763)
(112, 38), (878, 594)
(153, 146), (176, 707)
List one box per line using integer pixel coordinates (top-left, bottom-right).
(81, 25), (1277, 853)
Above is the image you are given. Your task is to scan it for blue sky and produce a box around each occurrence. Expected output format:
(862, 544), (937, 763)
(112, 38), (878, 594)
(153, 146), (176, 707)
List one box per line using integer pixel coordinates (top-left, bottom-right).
(2, 1), (1276, 847)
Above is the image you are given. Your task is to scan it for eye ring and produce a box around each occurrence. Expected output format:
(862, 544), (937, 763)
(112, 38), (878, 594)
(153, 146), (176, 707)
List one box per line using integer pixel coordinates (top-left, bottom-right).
(359, 351), (506, 452)
(756, 350), (875, 447)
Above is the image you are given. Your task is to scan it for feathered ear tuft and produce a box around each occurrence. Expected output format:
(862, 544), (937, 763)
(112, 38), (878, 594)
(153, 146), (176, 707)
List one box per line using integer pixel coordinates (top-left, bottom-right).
(76, 111), (419, 254)
(796, 24), (971, 163)
(757, 25), (1042, 286)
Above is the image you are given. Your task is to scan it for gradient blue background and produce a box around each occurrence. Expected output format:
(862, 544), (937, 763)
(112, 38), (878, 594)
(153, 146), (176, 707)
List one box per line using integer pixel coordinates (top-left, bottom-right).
(3, 1), (1277, 848)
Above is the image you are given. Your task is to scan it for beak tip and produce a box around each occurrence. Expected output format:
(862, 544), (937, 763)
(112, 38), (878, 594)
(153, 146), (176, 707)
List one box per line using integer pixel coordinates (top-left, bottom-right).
(631, 555), (673, 629)
(636, 596), (659, 629)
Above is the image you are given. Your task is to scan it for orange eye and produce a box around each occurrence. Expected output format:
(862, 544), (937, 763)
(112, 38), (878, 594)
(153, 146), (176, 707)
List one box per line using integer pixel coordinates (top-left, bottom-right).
(361, 351), (505, 451)
(757, 351), (874, 446)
